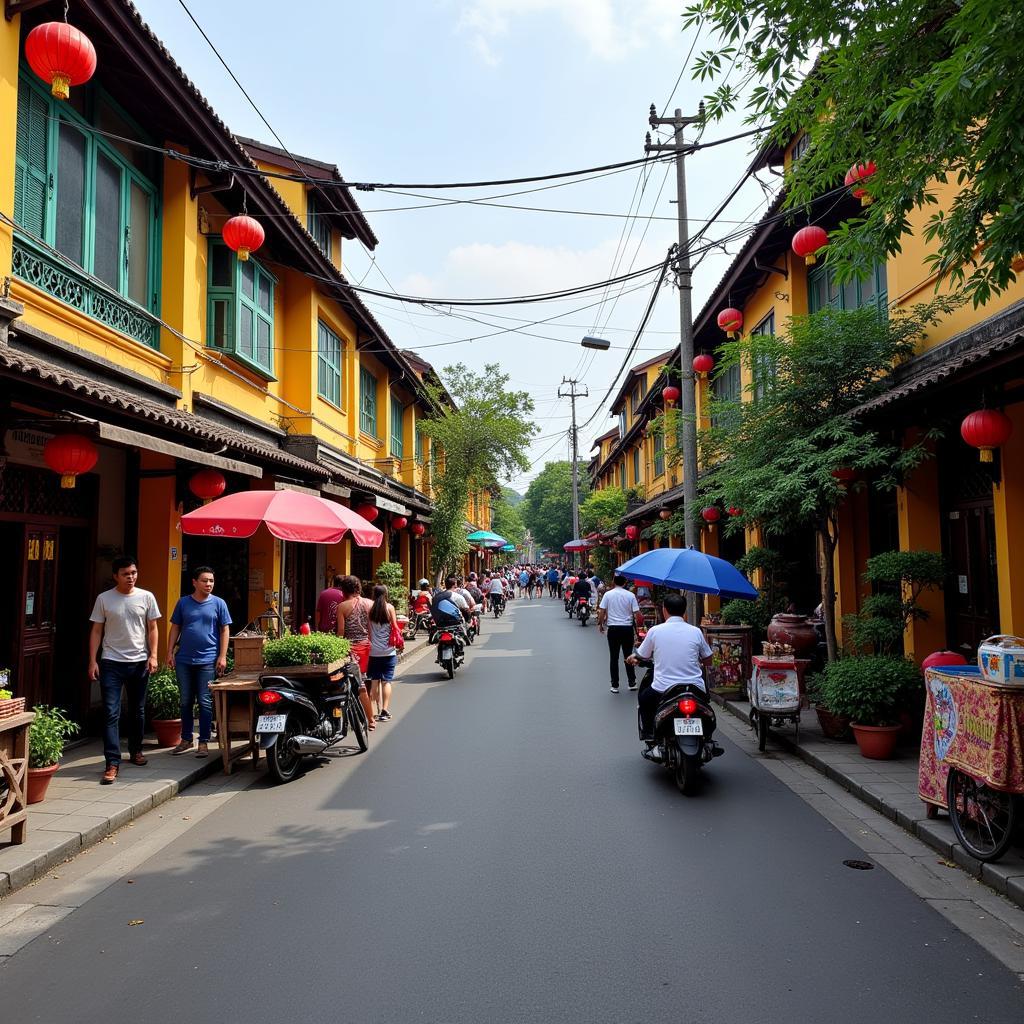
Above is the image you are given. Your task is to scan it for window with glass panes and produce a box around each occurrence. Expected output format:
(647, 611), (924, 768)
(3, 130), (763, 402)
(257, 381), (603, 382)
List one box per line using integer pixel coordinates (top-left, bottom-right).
(653, 431), (665, 476)
(207, 242), (275, 374)
(317, 320), (343, 406)
(633, 446), (641, 484)
(307, 194), (331, 258)
(13, 73), (160, 325)
(390, 395), (404, 460)
(808, 260), (888, 316)
(751, 311), (776, 401)
(619, 462), (626, 489)
(360, 366), (378, 436)
(618, 410), (627, 438)
(712, 361), (742, 429)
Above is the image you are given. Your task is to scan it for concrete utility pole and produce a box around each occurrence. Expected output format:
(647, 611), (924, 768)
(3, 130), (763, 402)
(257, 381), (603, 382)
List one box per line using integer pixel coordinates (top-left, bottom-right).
(559, 378), (588, 561)
(646, 103), (704, 618)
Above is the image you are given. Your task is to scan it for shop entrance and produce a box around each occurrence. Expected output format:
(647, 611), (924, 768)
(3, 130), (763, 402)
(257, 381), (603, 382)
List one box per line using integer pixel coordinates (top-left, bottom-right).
(180, 536), (249, 634)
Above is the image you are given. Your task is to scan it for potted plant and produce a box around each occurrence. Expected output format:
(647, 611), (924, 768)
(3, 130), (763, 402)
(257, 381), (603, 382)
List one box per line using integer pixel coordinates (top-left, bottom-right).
(146, 667), (183, 748)
(817, 655), (922, 759)
(805, 674), (851, 741)
(27, 705), (79, 804)
(262, 632), (350, 669)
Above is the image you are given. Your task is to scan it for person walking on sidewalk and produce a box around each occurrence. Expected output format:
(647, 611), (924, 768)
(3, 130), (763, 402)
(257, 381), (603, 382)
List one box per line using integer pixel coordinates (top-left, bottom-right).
(167, 566), (231, 758)
(367, 584), (399, 722)
(597, 574), (643, 694)
(87, 557), (161, 784)
(316, 575), (345, 633)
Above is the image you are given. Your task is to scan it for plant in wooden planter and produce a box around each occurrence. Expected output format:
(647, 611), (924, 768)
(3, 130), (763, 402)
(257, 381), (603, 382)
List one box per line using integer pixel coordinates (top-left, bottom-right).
(146, 668), (183, 748)
(27, 705), (79, 804)
(817, 655), (922, 759)
(262, 632), (350, 668)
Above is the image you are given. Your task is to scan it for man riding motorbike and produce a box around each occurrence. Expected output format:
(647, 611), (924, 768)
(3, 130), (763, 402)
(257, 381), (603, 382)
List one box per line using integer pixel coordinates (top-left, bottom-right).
(430, 577), (470, 644)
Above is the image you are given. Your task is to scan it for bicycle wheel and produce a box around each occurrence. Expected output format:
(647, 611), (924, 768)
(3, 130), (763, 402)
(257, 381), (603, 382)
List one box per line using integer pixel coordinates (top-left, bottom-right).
(348, 694), (369, 753)
(946, 767), (1016, 862)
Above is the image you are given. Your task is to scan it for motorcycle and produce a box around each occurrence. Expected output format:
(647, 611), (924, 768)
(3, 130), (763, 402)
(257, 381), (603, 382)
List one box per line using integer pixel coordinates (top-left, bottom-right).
(436, 627), (465, 679)
(564, 591), (575, 617)
(466, 611), (480, 644)
(575, 596), (592, 627)
(256, 661), (369, 784)
(405, 609), (434, 641)
(634, 654), (723, 795)
(491, 594), (506, 618)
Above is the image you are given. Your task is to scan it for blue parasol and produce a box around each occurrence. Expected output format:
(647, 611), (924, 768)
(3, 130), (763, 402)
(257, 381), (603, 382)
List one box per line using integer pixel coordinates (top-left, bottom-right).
(616, 547), (758, 601)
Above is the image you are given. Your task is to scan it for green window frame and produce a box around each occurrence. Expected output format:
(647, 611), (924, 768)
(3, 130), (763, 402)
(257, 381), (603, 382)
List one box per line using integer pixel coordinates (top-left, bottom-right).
(808, 260), (888, 316)
(619, 462), (626, 489)
(712, 361), (742, 430)
(307, 194), (332, 259)
(360, 366), (378, 437)
(207, 241), (276, 376)
(390, 395), (404, 461)
(317, 320), (343, 406)
(415, 427), (425, 464)
(13, 71), (161, 338)
(653, 432), (665, 477)
(751, 311), (776, 402)
(633, 446), (641, 485)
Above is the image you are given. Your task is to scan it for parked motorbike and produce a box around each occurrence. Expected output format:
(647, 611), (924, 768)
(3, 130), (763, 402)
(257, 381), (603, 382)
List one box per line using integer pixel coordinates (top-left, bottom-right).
(634, 655), (723, 795)
(575, 596), (592, 627)
(405, 609), (434, 640)
(257, 661), (369, 784)
(436, 627), (465, 679)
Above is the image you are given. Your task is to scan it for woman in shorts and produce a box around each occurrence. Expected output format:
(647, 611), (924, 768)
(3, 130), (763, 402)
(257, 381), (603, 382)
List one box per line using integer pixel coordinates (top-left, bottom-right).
(335, 575), (376, 730)
(367, 584), (399, 722)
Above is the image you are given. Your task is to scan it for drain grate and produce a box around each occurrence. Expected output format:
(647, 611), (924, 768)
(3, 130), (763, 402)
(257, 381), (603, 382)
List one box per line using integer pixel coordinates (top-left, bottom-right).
(843, 859), (875, 870)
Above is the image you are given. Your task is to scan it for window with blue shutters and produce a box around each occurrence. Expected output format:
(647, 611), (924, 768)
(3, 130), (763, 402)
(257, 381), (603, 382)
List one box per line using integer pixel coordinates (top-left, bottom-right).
(360, 366), (378, 437)
(390, 395), (404, 460)
(808, 261), (888, 316)
(307, 194), (332, 258)
(207, 241), (276, 376)
(317, 320), (343, 406)
(653, 432), (665, 477)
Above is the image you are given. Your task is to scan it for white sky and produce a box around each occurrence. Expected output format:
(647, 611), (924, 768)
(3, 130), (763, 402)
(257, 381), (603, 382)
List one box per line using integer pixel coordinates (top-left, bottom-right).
(133, 0), (772, 491)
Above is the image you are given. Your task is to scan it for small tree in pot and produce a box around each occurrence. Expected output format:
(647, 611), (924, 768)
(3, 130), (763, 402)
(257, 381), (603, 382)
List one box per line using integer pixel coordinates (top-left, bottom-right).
(146, 667), (183, 749)
(27, 706), (79, 803)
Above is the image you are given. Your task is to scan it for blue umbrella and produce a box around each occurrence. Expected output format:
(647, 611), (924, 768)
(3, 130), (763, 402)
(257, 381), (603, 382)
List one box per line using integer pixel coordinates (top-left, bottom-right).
(617, 547), (758, 601)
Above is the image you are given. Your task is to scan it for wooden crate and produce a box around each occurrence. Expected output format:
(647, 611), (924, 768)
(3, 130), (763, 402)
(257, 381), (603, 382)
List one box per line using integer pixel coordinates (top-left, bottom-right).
(231, 634), (265, 671)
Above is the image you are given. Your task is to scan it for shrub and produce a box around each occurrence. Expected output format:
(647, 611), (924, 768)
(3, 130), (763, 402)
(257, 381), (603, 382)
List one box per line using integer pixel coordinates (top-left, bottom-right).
(0, 688), (12, 700)
(720, 596), (778, 634)
(817, 655), (922, 727)
(146, 668), (182, 721)
(262, 632), (351, 667)
(375, 562), (409, 616)
(28, 706), (79, 768)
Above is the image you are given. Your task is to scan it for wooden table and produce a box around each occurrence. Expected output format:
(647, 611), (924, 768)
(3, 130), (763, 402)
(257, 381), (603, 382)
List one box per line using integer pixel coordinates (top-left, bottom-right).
(0, 712), (35, 844)
(209, 673), (262, 775)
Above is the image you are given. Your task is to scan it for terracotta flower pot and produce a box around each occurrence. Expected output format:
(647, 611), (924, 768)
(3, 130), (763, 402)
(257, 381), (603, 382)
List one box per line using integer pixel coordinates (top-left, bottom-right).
(27, 763), (59, 804)
(851, 723), (901, 760)
(152, 718), (182, 748)
(767, 614), (818, 658)
(814, 704), (852, 741)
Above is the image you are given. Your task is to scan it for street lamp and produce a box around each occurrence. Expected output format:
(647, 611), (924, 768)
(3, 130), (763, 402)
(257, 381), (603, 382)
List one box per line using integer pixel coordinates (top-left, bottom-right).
(580, 335), (611, 351)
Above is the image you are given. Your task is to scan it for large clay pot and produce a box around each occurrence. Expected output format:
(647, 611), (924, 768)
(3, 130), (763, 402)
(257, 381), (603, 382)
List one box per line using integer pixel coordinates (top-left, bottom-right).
(152, 718), (182, 748)
(851, 723), (901, 760)
(814, 705), (852, 741)
(767, 613), (818, 657)
(27, 763), (59, 804)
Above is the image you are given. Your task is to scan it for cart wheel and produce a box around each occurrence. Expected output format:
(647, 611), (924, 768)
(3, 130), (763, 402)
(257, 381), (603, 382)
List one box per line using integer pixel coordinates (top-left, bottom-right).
(946, 767), (1016, 863)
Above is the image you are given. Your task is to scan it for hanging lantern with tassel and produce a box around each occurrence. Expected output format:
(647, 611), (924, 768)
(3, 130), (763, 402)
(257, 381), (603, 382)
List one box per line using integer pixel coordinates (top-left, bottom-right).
(717, 308), (743, 338)
(43, 433), (98, 488)
(845, 161), (877, 206)
(189, 469), (227, 504)
(222, 213), (265, 262)
(961, 409), (1013, 463)
(693, 353), (714, 376)
(25, 21), (97, 101)
(792, 226), (829, 265)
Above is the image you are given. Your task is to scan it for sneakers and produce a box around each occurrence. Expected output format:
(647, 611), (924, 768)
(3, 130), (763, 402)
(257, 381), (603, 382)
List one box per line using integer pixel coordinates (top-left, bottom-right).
(627, 683), (638, 692)
(610, 685), (620, 694)
(641, 744), (664, 763)
(101, 764), (118, 784)
(196, 742), (209, 758)
(171, 740), (194, 755)
(377, 709), (392, 722)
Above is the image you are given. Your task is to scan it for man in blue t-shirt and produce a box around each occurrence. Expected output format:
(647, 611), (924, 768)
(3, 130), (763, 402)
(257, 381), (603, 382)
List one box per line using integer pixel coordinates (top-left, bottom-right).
(167, 565), (232, 757)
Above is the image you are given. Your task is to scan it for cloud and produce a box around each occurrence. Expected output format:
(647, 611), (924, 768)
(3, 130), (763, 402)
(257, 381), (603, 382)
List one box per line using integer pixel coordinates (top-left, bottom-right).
(455, 0), (680, 65)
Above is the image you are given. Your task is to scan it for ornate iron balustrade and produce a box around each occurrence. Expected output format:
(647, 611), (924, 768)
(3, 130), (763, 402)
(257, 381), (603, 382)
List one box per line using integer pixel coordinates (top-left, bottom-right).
(12, 233), (160, 350)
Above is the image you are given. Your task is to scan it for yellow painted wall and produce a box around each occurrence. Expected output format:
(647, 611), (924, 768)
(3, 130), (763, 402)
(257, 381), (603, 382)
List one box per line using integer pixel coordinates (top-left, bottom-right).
(993, 401), (1024, 636)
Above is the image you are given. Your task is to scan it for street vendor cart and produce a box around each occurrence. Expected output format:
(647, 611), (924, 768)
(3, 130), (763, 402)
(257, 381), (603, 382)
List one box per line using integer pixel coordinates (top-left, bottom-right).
(748, 655), (802, 752)
(920, 664), (1024, 862)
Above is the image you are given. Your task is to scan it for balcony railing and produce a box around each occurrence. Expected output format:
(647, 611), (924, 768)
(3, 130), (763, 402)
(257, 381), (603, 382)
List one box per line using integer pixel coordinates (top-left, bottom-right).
(12, 232), (160, 350)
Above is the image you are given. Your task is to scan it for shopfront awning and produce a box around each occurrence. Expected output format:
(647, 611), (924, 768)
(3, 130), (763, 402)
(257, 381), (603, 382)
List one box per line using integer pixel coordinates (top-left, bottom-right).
(94, 420), (262, 477)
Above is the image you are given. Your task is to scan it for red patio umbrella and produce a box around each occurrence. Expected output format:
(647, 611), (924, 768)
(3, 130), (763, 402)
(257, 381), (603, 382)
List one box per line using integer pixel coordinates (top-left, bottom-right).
(180, 489), (383, 547)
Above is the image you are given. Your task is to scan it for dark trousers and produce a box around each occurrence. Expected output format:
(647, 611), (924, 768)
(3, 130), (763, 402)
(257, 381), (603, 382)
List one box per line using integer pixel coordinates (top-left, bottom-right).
(606, 626), (636, 687)
(99, 659), (149, 766)
(638, 678), (660, 739)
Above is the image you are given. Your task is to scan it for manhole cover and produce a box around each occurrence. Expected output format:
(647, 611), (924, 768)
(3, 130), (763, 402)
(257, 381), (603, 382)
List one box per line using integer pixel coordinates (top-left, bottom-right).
(843, 859), (874, 871)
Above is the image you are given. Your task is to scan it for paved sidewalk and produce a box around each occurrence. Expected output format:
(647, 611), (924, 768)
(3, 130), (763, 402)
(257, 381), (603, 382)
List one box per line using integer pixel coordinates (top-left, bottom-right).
(713, 694), (1024, 910)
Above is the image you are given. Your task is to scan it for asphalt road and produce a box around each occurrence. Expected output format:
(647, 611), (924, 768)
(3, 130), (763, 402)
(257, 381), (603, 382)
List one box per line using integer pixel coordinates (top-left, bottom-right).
(4, 597), (1024, 1022)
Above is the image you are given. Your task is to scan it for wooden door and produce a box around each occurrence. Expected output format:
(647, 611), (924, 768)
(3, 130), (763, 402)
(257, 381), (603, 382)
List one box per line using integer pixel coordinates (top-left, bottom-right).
(20, 525), (59, 707)
(944, 500), (999, 657)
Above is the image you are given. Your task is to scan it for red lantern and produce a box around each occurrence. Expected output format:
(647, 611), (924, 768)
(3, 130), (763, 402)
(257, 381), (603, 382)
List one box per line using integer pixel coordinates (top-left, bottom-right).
(662, 385), (680, 406)
(392, 515), (408, 530)
(355, 503), (379, 522)
(222, 214), (265, 262)
(961, 409), (1012, 463)
(659, 509), (671, 521)
(727, 506), (743, 517)
(189, 468), (226, 504)
(921, 650), (967, 675)
(701, 506), (721, 524)
(845, 161), (877, 206)
(43, 433), (98, 488)
(25, 22), (97, 101)
(410, 522), (427, 537)
(831, 467), (855, 483)
(717, 308), (743, 338)
(625, 525), (639, 541)
(792, 226), (829, 265)
(693, 353), (714, 375)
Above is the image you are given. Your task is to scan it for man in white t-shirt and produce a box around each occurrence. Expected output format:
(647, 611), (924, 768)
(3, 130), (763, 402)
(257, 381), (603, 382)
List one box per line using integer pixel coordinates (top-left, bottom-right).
(629, 591), (713, 741)
(598, 574), (644, 693)
(88, 557), (162, 784)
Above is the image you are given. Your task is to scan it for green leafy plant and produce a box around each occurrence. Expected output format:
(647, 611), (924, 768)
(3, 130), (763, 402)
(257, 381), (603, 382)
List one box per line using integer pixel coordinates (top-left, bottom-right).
(720, 596), (778, 634)
(375, 562), (409, 616)
(146, 668), (182, 721)
(262, 632), (351, 668)
(0, 688), (12, 701)
(28, 706), (79, 768)
(816, 655), (922, 727)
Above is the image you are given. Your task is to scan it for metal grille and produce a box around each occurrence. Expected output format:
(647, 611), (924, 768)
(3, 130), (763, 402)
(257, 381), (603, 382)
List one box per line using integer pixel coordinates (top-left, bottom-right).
(0, 463), (97, 519)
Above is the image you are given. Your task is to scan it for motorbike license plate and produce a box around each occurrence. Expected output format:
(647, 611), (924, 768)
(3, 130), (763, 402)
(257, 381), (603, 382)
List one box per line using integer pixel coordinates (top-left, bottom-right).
(441, 648), (453, 660)
(674, 718), (703, 736)
(256, 714), (286, 734)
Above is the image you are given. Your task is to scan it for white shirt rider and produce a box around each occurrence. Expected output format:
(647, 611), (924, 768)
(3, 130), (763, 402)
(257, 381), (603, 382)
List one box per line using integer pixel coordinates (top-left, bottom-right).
(635, 615), (713, 693)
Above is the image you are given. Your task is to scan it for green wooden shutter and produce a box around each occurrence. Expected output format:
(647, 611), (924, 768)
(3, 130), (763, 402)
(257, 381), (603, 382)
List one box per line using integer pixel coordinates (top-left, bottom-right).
(15, 82), (50, 238)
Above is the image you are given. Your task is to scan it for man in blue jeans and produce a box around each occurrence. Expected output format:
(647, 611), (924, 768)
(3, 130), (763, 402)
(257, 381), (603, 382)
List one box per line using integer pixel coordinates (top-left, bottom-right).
(88, 557), (162, 784)
(167, 565), (231, 758)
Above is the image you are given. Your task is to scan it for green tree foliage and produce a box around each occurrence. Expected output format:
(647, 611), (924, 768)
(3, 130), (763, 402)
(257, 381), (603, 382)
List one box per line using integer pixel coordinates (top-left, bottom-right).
(491, 495), (526, 548)
(521, 461), (589, 551)
(694, 301), (957, 662)
(579, 486), (626, 535)
(685, 0), (1024, 306)
(419, 363), (536, 578)
(375, 561), (409, 616)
